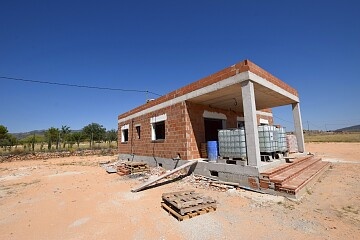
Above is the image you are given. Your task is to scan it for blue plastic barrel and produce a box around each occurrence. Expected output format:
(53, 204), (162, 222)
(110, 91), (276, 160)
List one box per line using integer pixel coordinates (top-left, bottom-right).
(207, 141), (218, 162)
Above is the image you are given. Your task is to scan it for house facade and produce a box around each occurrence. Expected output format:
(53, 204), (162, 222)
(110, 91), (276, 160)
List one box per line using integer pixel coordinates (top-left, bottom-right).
(118, 60), (304, 169)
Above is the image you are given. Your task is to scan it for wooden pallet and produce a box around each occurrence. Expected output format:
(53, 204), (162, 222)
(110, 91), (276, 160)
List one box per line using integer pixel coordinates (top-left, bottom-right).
(161, 202), (216, 221)
(162, 190), (217, 217)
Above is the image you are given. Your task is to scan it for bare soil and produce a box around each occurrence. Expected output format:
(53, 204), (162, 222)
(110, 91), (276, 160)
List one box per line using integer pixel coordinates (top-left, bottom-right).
(1, 143), (359, 240)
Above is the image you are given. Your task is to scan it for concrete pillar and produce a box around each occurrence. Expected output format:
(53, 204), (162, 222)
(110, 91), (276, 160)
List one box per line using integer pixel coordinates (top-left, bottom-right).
(241, 81), (261, 167)
(292, 103), (305, 152)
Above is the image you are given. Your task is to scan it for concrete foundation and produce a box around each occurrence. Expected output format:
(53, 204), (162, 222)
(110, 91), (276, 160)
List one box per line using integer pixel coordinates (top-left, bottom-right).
(118, 153), (285, 189)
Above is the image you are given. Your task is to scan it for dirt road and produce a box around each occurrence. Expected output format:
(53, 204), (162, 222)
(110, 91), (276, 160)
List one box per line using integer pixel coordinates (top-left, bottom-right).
(1, 143), (359, 239)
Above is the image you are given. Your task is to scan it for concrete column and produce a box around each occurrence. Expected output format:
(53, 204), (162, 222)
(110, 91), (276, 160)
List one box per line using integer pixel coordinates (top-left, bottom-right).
(241, 81), (261, 167)
(292, 103), (305, 152)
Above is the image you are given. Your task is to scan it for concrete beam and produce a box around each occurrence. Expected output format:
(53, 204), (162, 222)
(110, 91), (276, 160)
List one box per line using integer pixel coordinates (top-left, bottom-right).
(248, 72), (299, 102)
(119, 71), (299, 123)
(241, 81), (261, 167)
(118, 72), (250, 123)
(292, 103), (305, 152)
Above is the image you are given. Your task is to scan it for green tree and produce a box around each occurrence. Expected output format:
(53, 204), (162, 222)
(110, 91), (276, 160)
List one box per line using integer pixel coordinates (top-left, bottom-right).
(8, 135), (18, 150)
(0, 125), (8, 139)
(31, 133), (35, 151)
(69, 132), (84, 148)
(0, 125), (16, 151)
(0, 125), (9, 149)
(45, 127), (59, 150)
(61, 125), (71, 148)
(82, 123), (106, 148)
(21, 134), (45, 152)
(106, 129), (118, 146)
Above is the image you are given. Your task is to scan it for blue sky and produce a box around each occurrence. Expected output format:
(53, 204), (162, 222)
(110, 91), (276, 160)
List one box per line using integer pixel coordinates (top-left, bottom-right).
(1, 0), (359, 133)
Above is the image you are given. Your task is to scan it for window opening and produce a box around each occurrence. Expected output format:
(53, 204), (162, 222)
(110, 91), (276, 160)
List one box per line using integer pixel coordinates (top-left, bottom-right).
(136, 126), (141, 139)
(152, 121), (165, 140)
(122, 129), (129, 142)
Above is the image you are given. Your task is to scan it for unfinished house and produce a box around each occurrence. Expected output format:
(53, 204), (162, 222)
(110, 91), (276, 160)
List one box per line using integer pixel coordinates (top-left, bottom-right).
(118, 60), (329, 198)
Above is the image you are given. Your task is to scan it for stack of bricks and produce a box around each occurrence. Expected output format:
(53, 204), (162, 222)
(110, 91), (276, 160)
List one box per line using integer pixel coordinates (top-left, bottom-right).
(286, 134), (298, 153)
(117, 162), (149, 176)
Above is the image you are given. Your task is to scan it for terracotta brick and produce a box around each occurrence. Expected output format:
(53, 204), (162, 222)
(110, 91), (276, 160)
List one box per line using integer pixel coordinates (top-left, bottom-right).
(248, 177), (259, 189)
(259, 179), (270, 189)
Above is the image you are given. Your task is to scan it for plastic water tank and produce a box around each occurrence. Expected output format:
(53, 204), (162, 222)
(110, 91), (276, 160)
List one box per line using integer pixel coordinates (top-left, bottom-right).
(207, 141), (218, 162)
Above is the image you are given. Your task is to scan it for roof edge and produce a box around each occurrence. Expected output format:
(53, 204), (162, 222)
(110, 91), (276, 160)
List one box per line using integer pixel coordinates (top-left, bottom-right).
(118, 60), (298, 120)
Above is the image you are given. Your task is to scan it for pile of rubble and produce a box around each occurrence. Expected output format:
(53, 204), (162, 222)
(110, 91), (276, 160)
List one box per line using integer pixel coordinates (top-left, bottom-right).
(180, 174), (238, 192)
(0, 149), (117, 162)
(137, 167), (188, 182)
(131, 165), (237, 192)
(149, 166), (167, 176)
(112, 161), (238, 192)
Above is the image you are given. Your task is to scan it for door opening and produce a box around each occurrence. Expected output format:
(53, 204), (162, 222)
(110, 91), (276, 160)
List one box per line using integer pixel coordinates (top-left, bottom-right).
(204, 118), (224, 141)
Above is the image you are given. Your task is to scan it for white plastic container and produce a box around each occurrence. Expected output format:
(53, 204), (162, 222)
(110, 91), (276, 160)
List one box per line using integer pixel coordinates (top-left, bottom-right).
(218, 128), (247, 158)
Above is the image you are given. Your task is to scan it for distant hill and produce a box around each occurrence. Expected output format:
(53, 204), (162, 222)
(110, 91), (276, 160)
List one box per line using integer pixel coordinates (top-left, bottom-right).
(335, 125), (360, 132)
(11, 130), (46, 139)
(11, 129), (81, 139)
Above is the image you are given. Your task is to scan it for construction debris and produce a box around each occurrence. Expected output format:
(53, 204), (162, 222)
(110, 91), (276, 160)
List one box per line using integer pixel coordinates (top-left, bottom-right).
(179, 174), (239, 192)
(131, 161), (197, 192)
(150, 166), (167, 176)
(112, 161), (239, 192)
(117, 162), (150, 175)
(101, 159), (126, 174)
(106, 166), (118, 173)
(161, 190), (217, 221)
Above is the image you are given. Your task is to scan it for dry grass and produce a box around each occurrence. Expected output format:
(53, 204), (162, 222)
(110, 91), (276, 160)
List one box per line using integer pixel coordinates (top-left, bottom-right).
(304, 132), (360, 143)
(0, 141), (117, 154)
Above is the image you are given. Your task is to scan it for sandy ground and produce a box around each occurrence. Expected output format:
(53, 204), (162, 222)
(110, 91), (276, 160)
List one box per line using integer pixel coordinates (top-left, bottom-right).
(306, 142), (360, 163)
(0, 143), (359, 240)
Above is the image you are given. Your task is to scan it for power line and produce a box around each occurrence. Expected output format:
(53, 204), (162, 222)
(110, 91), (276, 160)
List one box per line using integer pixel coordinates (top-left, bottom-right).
(272, 115), (293, 124)
(0, 76), (162, 97)
(308, 121), (323, 129)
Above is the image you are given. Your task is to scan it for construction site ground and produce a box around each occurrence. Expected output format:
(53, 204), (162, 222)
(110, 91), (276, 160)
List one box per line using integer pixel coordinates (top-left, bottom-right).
(0, 142), (359, 240)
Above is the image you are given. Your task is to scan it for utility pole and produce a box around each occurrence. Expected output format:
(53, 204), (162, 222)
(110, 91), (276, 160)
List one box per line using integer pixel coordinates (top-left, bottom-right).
(91, 132), (93, 148)
(307, 121), (310, 132)
(32, 133), (35, 152)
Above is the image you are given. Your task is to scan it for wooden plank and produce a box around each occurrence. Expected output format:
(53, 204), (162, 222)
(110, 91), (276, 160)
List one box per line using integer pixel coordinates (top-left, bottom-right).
(163, 192), (202, 202)
(178, 202), (217, 215)
(131, 160), (197, 192)
(163, 197), (204, 209)
(161, 202), (217, 220)
(162, 191), (217, 209)
(161, 202), (188, 221)
(162, 190), (195, 198)
(163, 194), (217, 215)
(163, 191), (204, 207)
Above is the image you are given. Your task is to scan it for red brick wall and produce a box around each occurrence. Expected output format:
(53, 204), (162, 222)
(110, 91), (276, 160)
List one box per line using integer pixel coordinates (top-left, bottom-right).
(118, 102), (188, 160)
(118, 100), (274, 160)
